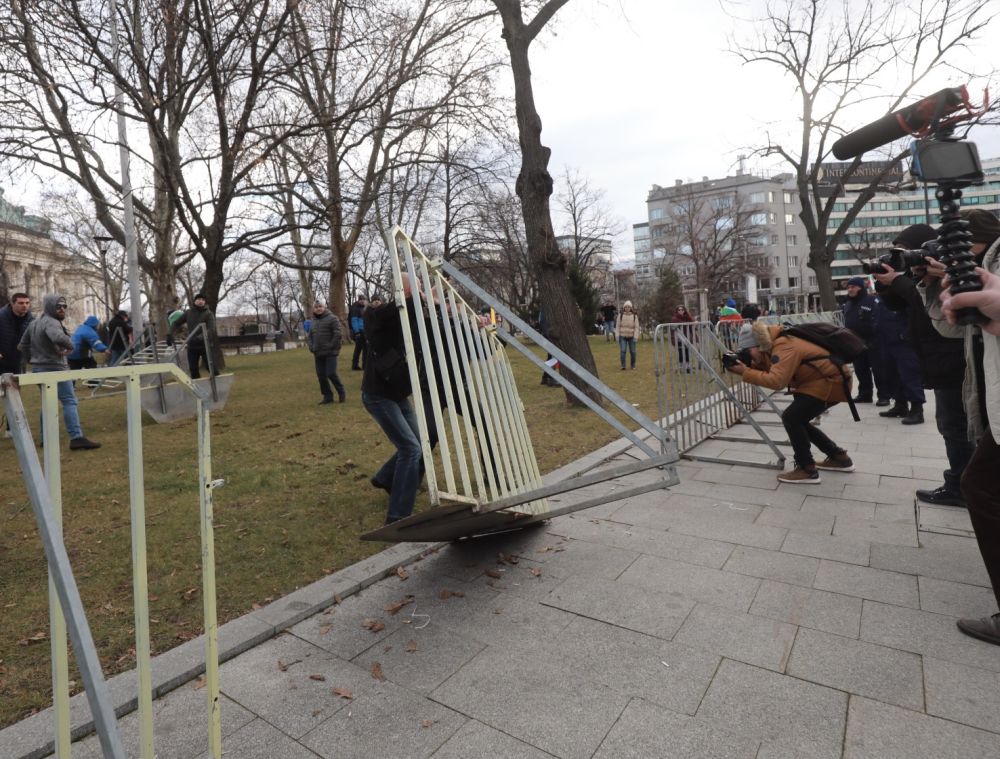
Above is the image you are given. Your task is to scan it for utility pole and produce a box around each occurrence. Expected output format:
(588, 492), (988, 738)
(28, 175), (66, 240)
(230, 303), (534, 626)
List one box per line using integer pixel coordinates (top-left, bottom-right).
(94, 235), (114, 320)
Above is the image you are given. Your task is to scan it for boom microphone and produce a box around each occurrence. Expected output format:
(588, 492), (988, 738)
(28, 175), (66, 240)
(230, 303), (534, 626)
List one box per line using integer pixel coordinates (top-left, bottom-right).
(831, 87), (969, 160)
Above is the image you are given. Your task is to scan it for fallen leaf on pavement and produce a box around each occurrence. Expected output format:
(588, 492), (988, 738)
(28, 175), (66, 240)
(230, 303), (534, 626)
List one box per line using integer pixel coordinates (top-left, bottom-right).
(405, 640), (417, 653)
(361, 618), (386, 633)
(530, 568), (542, 577)
(384, 595), (414, 615)
(396, 566), (410, 581)
(421, 719), (436, 728)
(371, 662), (385, 681)
(332, 687), (354, 700)
(485, 568), (502, 579)
(318, 623), (333, 636)
(309, 674), (326, 682)
(439, 589), (465, 599)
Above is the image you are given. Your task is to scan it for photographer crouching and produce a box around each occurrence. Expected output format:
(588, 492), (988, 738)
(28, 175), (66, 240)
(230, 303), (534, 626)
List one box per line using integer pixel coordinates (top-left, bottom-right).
(934, 209), (1000, 646)
(725, 322), (854, 484)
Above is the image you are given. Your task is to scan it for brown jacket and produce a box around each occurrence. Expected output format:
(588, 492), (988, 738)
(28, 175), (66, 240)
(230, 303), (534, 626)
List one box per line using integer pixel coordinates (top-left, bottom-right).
(742, 323), (851, 404)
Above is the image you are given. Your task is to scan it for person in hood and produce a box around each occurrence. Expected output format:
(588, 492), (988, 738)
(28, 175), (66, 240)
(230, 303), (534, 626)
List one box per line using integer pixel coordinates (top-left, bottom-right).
(17, 294), (101, 449)
(106, 310), (132, 366)
(183, 292), (217, 379)
(68, 315), (109, 370)
(725, 320), (853, 484)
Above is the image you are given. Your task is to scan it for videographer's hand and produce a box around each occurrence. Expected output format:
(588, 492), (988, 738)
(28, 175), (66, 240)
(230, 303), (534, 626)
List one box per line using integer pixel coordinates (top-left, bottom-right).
(873, 264), (901, 286)
(941, 268), (1000, 336)
(923, 256), (947, 280)
(726, 361), (748, 376)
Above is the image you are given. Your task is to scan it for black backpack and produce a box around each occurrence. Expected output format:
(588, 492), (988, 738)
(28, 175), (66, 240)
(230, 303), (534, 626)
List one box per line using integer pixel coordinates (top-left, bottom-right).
(781, 322), (865, 421)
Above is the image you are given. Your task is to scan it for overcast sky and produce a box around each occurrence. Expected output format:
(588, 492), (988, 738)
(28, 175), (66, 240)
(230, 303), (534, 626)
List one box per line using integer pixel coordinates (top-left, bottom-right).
(529, 0), (1000, 264)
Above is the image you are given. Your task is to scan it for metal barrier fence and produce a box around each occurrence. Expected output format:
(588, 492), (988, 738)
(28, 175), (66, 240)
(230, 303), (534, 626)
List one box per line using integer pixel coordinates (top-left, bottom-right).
(654, 311), (845, 468)
(365, 228), (679, 542)
(1, 365), (222, 759)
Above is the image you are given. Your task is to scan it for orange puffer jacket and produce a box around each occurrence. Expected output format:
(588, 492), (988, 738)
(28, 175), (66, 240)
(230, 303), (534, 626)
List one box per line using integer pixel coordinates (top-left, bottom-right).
(741, 323), (851, 404)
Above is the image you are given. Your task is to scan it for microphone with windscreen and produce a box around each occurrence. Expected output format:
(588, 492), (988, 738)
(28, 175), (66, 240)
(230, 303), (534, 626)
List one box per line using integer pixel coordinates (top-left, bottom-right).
(831, 87), (970, 160)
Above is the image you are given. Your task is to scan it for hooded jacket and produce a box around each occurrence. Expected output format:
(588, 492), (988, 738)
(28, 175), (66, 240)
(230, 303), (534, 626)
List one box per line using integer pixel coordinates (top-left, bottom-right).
(0, 302), (34, 374)
(741, 322), (851, 404)
(68, 316), (108, 361)
(18, 294), (73, 370)
(928, 235), (1000, 441)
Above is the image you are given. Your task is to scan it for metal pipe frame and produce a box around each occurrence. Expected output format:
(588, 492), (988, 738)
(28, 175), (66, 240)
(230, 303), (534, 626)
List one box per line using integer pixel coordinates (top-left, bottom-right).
(3, 363), (222, 758)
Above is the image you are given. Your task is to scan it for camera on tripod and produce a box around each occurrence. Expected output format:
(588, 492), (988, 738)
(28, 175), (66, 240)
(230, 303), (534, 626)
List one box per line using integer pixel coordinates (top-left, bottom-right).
(861, 241), (942, 275)
(832, 86), (991, 325)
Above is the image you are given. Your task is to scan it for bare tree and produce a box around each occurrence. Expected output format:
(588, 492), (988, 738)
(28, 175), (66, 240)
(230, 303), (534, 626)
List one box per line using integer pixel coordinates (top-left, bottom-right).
(732, 0), (998, 309)
(554, 168), (625, 273)
(658, 186), (770, 306)
(492, 0), (601, 404)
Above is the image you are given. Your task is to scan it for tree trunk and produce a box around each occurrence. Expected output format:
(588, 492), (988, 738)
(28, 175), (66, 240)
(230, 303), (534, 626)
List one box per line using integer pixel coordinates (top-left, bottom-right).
(809, 254), (837, 311)
(496, 1), (599, 405)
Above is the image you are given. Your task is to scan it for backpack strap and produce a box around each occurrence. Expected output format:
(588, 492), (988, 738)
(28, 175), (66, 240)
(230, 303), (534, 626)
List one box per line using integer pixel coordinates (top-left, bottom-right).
(800, 355), (860, 423)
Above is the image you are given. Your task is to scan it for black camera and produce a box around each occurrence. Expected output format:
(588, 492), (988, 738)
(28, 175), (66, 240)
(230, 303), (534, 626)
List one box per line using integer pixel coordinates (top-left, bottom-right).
(722, 348), (753, 370)
(862, 241), (942, 275)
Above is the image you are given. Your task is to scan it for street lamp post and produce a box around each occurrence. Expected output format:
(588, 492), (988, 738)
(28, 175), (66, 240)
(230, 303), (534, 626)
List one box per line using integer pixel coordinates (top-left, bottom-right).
(94, 234), (114, 320)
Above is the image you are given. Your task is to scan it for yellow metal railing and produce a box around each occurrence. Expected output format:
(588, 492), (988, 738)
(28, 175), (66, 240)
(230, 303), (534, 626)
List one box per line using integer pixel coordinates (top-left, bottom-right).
(2, 364), (222, 758)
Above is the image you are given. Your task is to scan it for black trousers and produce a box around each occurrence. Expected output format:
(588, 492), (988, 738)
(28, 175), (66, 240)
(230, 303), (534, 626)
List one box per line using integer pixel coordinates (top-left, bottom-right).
(351, 333), (366, 370)
(961, 428), (1000, 610)
(934, 384), (975, 493)
(852, 349), (874, 399)
(781, 394), (843, 468)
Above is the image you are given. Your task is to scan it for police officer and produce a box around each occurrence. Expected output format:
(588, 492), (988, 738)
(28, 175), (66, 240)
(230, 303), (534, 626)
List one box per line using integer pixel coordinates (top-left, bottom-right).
(841, 276), (877, 402)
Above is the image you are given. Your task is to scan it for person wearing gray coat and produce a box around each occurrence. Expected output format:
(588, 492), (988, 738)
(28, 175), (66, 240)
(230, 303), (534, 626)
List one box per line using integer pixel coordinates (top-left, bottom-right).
(17, 294), (101, 449)
(308, 301), (345, 404)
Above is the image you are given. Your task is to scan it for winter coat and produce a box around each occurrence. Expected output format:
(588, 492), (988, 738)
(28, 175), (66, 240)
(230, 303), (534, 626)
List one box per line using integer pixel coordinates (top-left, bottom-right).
(68, 316), (108, 361)
(928, 236), (1000, 441)
(18, 294), (73, 370)
(308, 311), (342, 358)
(348, 302), (366, 336)
(107, 314), (132, 351)
(879, 275), (964, 389)
(841, 293), (877, 341)
(0, 303), (34, 374)
(184, 305), (216, 347)
(617, 312), (639, 339)
(741, 322), (851, 404)
(362, 302), (411, 402)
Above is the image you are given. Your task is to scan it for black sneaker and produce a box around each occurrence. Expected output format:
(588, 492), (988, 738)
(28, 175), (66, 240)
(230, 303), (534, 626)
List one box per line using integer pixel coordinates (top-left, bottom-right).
(852, 396), (873, 404)
(879, 402), (908, 418)
(319, 398), (333, 405)
(916, 486), (965, 507)
(69, 437), (101, 450)
(956, 613), (1000, 646)
(875, 399), (891, 407)
(371, 477), (391, 495)
(901, 407), (924, 425)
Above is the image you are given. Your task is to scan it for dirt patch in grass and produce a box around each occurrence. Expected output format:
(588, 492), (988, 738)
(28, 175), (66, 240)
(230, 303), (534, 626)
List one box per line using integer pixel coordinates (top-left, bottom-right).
(0, 335), (674, 727)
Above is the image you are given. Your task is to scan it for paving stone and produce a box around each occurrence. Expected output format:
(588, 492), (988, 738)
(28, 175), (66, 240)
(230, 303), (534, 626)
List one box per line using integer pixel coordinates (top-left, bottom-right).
(672, 603), (796, 671)
(541, 573), (695, 639)
(916, 502), (974, 536)
(860, 601), (1000, 672)
(533, 617), (721, 716)
(918, 576), (998, 619)
(755, 506), (834, 535)
(869, 541), (991, 587)
(786, 628), (924, 710)
(781, 532), (871, 566)
(613, 492), (763, 528)
(843, 478), (942, 505)
(430, 644), (629, 759)
(429, 720), (553, 759)
(696, 659), (847, 759)
(72, 692), (254, 759)
(723, 545), (821, 587)
(813, 561), (919, 608)
(592, 698), (759, 759)
(698, 482), (808, 510)
(550, 517), (735, 569)
(749, 580), (862, 638)
(351, 624), (485, 695)
(438, 591), (578, 651)
(691, 467), (783, 490)
(923, 656), (1000, 735)
(618, 554), (761, 612)
(832, 515), (918, 547)
(516, 536), (641, 580)
(843, 696), (1000, 759)
(873, 501), (914, 522)
(300, 680), (466, 759)
(217, 634), (372, 739)
(192, 718), (320, 759)
(801, 495), (876, 520)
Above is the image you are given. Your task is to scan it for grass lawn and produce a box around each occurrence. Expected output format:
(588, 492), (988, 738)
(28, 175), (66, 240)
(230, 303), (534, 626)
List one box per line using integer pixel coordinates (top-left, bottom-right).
(0, 334), (670, 728)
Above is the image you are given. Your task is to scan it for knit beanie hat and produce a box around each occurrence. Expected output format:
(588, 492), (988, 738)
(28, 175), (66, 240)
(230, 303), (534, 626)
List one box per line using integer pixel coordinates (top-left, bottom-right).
(893, 224), (937, 249)
(960, 209), (1000, 245)
(846, 276), (867, 289)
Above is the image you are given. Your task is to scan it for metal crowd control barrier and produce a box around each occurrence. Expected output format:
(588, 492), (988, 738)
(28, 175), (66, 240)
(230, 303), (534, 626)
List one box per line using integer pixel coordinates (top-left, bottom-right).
(654, 312), (844, 469)
(363, 227), (679, 542)
(1, 365), (222, 759)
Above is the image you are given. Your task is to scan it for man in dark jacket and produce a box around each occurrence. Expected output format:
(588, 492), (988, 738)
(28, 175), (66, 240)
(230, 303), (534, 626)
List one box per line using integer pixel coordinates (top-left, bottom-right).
(875, 225), (971, 507)
(184, 293), (217, 379)
(106, 310), (132, 365)
(0, 292), (33, 375)
(17, 294), (100, 449)
(308, 301), (345, 404)
(348, 294), (367, 371)
(841, 277), (878, 402)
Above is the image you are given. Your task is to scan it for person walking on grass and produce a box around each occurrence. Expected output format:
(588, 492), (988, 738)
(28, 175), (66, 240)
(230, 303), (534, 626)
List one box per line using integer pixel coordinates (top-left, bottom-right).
(309, 301), (345, 405)
(183, 293), (218, 379)
(725, 320), (853, 484)
(17, 294), (100, 450)
(617, 301), (639, 370)
(348, 294), (367, 371)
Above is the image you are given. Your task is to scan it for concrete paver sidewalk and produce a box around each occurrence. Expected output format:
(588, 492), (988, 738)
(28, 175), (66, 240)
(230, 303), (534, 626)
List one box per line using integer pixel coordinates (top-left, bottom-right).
(18, 398), (1000, 758)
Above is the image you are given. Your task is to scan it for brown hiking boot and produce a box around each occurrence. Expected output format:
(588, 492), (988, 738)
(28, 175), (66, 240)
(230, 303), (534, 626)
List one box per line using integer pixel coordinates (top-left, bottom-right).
(777, 466), (821, 484)
(815, 453), (855, 472)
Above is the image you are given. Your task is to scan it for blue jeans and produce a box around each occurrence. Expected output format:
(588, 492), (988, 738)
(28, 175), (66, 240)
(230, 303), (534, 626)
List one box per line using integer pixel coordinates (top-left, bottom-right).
(32, 368), (83, 440)
(314, 355), (345, 401)
(619, 337), (636, 368)
(363, 392), (422, 521)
